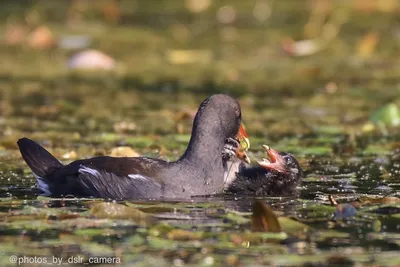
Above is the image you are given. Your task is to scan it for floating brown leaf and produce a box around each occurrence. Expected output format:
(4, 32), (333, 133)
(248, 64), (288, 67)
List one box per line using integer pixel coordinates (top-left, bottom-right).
(165, 49), (212, 65)
(109, 146), (140, 157)
(328, 195), (338, 206)
(90, 202), (156, 227)
(360, 196), (400, 205)
(27, 26), (56, 49)
(62, 151), (77, 160)
(5, 24), (27, 46)
(251, 201), (281, 233)
(167, 229), (201, 241)
(102, 0), (121, 23)
(357, 32), (379, 58)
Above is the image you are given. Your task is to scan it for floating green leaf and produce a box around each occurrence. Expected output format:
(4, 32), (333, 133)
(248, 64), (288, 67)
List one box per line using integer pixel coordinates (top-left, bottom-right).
(90, 202), (156, 227)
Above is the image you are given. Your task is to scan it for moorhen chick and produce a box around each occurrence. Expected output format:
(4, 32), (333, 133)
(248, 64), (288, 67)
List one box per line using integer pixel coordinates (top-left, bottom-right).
(17, 94), (249, 199)
(224, 145), (303, 196)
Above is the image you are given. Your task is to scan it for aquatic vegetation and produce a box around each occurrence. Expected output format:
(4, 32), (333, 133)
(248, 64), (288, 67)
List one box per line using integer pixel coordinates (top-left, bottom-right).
(0, 1), (400, 266)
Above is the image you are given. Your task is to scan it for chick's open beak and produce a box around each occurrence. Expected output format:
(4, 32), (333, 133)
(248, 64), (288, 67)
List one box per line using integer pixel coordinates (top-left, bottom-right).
(236, 124), (251, 164)
(257, 145), (287, 173)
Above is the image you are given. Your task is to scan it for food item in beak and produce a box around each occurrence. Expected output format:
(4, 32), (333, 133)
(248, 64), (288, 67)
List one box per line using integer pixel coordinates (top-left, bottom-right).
(236, 149), (251, 164)
(236, 124), (250, 163)
(238, 124), (250, 150)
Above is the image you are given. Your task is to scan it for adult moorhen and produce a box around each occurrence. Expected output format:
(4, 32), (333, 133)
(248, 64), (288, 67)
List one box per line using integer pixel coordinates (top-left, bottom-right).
(18, 94), (249, 199)
(224, 145), (303, 196)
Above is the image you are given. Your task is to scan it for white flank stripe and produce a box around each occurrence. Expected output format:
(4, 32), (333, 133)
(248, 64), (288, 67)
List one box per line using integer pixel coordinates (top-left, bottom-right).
(128, 174), (148, 181)
(34, 174), (51, 196)
(78, 165), (101, 177)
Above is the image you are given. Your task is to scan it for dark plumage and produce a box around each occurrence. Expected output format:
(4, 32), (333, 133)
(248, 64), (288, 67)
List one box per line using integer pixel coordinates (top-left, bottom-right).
(224, 145), (303, 196)
(18, 94), (247, 199)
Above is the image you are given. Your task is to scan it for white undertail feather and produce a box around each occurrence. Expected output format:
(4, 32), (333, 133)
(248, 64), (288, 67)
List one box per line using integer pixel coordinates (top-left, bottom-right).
(34, 174), (51, 196)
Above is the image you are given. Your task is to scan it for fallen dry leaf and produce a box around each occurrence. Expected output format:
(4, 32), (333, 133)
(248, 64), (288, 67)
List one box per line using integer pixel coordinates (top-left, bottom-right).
(251, 200), (281, 232)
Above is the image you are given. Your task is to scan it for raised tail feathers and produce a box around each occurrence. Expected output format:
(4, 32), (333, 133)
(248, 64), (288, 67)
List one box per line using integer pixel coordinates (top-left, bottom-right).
(17, 138), (63, 195)
(17, 138), (63, 177)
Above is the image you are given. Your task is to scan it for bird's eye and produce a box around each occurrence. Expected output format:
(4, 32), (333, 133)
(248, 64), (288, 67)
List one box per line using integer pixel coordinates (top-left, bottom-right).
(283, 155), (292, 164)
(235, 108), (241, 118)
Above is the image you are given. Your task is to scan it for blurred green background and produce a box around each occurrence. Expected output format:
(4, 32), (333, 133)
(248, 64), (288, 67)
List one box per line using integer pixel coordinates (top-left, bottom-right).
(0, 0), (400, 149)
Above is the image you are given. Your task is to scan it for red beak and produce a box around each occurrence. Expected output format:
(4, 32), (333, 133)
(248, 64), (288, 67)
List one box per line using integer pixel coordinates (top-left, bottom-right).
(257, 145), (287, 173)
(238, 124), (248, 139)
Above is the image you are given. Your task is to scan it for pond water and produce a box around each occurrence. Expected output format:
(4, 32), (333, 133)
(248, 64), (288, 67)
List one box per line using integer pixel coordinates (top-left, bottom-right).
(0, 86), (399, 266)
